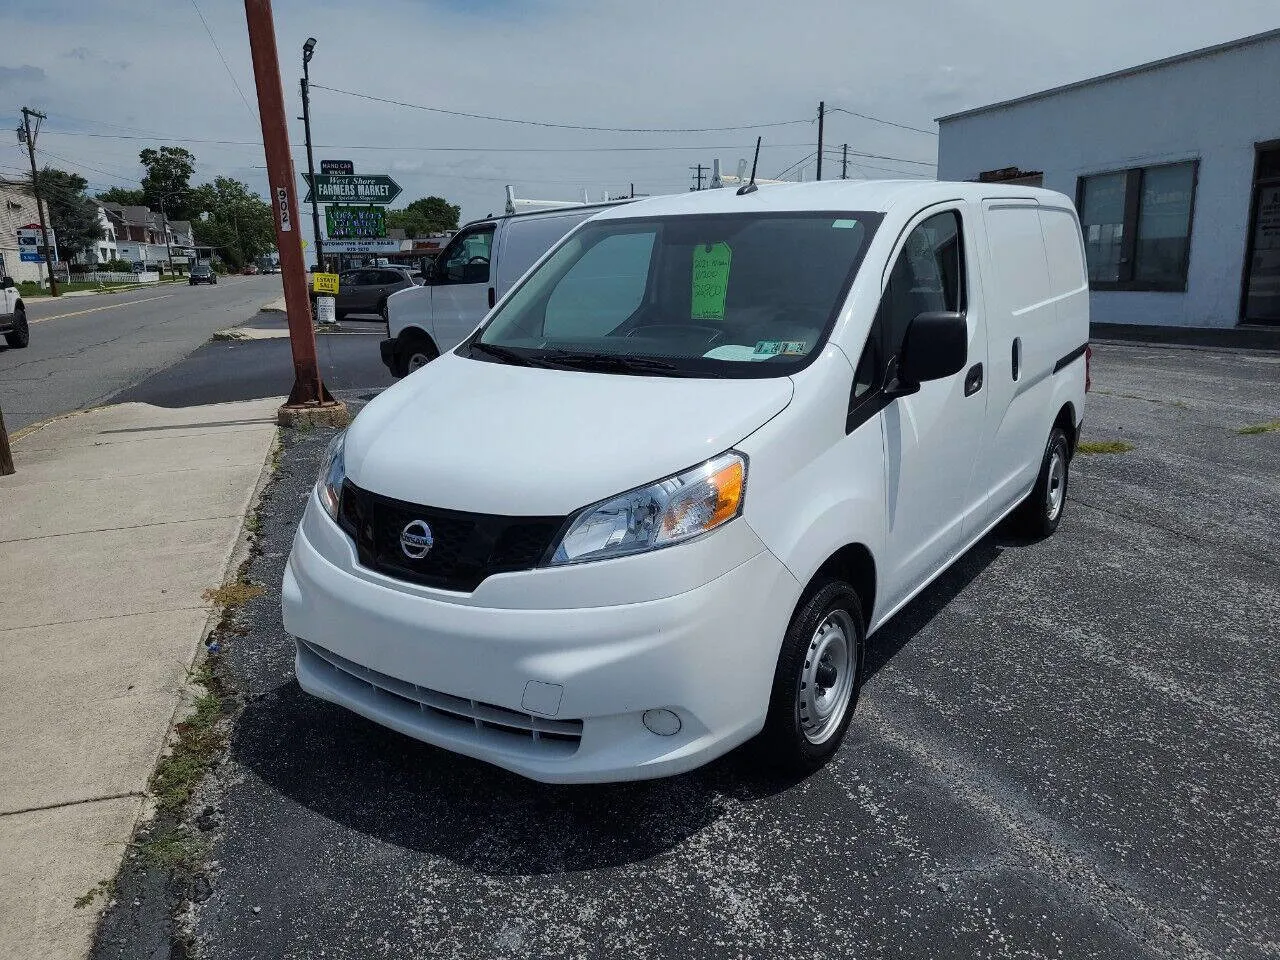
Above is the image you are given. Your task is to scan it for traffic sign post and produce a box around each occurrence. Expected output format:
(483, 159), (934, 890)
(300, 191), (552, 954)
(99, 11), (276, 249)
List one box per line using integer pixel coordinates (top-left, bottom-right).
(303, 174), (402, 205)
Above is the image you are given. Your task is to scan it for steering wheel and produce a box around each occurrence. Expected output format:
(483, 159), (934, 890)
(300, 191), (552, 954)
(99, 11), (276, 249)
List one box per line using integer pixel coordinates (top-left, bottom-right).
(466, 256), (490, 265)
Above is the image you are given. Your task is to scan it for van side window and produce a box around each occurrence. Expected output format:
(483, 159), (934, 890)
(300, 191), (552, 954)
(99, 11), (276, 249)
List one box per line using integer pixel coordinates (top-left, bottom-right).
(880, 211), (965, 365)
(439, 227), (495, 285)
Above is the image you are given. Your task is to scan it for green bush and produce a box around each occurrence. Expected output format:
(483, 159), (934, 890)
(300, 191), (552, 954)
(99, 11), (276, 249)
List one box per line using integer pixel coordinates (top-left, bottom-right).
(18, 281), (44, 297)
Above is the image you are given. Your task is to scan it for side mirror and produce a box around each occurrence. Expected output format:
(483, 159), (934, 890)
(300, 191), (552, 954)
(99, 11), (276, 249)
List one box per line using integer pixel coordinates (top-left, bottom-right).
(1, 277), (14, 289)
(895, 311), (967, 391)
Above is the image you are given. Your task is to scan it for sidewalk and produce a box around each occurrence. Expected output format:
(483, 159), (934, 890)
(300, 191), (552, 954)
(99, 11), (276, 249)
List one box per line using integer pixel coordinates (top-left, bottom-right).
(0, 399), (281, 960)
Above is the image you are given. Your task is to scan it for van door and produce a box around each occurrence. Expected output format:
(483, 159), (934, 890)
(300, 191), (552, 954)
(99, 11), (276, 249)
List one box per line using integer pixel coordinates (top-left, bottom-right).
(874, 207), (990, 610)
(975, 200), (1056, 521)
(429, 223), (497, 351)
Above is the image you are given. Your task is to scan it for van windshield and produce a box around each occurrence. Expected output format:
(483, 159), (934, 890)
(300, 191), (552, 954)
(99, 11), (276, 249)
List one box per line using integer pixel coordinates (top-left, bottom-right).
(470, 211), (881, 378)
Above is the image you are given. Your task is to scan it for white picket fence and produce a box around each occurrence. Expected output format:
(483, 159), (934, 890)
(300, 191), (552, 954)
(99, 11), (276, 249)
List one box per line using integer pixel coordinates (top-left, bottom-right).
(75, 271), (161, 284)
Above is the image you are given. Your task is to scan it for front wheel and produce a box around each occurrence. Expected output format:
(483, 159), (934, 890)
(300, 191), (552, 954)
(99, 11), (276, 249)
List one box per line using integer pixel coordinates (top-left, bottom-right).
(760, 580), (865, 775)
(1013, 426), (1070, 538)
(393, 331), (438, 377)
(4, 305), (29, 348)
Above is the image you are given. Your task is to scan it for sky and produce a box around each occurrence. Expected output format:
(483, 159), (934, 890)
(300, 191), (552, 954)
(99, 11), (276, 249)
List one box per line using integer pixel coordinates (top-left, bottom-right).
(2, 0), (1278, 243)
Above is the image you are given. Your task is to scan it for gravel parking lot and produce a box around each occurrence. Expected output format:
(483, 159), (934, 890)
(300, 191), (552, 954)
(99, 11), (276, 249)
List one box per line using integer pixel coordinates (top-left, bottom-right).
(96, 341), (1280, 960)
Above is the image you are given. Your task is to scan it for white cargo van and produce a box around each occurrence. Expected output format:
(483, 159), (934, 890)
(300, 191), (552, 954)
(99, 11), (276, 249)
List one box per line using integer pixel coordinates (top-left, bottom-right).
(379, 202), (631, 376)
(286, 180), (1090, 783)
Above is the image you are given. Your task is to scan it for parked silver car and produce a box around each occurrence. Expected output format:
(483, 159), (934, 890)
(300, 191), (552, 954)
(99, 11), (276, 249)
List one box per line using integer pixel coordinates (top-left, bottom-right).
(335, 267), (415, 321)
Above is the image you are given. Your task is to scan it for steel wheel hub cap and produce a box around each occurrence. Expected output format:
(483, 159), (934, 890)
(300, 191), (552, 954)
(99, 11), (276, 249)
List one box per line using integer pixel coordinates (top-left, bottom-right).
(408, 353), (430, 371)
(1047, 446), (1066, 520)
(797, 609), (857, 745)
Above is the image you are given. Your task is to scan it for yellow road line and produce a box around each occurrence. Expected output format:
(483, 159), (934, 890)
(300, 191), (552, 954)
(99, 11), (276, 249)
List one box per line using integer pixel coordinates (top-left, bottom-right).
(30, 294), (175, 324)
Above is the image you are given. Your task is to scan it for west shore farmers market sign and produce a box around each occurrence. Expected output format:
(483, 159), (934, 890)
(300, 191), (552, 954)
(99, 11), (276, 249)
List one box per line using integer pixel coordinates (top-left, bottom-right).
(303, 174), (402, 205)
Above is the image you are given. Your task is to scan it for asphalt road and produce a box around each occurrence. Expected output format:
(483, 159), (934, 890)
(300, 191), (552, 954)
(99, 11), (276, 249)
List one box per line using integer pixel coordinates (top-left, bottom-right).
(95, 341), (1280, 960)
(0, 276), (283, 430)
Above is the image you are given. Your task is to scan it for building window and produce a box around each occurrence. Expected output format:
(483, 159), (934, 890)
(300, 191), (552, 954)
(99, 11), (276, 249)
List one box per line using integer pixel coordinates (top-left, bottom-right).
(1077, 161), (1196, 292)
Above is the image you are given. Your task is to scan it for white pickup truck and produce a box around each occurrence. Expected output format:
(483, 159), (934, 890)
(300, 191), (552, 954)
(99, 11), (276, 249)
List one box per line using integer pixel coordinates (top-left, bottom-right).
(0, 275), (29, 349)
(379, 202), (629, 377)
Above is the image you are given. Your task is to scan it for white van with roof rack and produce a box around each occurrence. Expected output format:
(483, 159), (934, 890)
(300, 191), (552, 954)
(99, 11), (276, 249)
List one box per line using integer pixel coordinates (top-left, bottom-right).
(287, 179), (1091, 783)
(379, 201), (633, 376)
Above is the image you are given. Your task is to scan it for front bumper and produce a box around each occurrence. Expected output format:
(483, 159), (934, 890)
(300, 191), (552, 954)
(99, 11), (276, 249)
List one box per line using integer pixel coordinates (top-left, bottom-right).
(378, 337), (396, 374)
(283, 502), (799, 783)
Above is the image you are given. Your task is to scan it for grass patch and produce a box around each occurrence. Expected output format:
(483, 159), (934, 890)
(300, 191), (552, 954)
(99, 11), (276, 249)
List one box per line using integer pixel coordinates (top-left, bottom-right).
(74, 878), (114, 909)
(1235, 420), (1280, 435)
(209, 330), (247, 342)
(202, 579), (264, 608)
(1078, 440), (1135, 455)
(149, 686), (223, 814)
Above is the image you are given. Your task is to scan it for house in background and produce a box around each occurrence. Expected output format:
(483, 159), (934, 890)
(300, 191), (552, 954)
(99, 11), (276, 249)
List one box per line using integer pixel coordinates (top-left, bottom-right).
(0, 178), (47, 284)
(937, 28), (1280, 329)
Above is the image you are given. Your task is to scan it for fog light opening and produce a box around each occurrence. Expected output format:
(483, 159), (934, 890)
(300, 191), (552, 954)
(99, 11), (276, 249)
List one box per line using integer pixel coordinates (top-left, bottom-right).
(642, 708), (682, 737)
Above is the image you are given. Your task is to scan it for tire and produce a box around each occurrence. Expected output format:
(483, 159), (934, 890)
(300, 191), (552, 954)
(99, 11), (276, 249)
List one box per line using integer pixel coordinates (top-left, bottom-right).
(4, 305), (29, 349)
(760, 579), (865, 775)
(1013, 426), (1070, 538)
(393, 331), (438, 378)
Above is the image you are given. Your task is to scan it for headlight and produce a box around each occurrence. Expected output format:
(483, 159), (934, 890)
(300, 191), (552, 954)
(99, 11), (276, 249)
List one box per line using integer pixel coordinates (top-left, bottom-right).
(316, 431), (346, 520)
(550, 451), (746, 565)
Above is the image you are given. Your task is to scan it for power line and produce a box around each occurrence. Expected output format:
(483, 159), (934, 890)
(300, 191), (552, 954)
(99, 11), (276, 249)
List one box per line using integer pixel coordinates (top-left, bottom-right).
(188, 0), (257, 124)
(38, 149), (143, 186)
(826, 106), (937, 136)
(821, 147), (936, 167)
(44, 128), (820, 153)
(309, 83), (813, 133)
(773, 152), (816, 181)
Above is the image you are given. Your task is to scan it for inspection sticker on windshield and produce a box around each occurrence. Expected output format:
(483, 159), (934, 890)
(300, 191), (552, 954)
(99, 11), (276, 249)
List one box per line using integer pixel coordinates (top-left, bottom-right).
(831, 219), (859, 229)
(753, 340), (807, 357)
(691, 242), (733, 320)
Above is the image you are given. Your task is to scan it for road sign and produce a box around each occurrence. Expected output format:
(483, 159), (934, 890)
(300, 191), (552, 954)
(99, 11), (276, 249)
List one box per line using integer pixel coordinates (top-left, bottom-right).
(303, 174), (402, 205)
(322, 239), (402, 254)
(326, 205), (386, 239)
(312, 272), (340, 295)
(320, 159), (354, 175)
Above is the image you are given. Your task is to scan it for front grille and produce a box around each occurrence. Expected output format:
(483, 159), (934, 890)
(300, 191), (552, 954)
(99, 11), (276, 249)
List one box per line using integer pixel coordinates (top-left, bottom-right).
(298, 640), (583, 757)
(338, 481), (565, 592)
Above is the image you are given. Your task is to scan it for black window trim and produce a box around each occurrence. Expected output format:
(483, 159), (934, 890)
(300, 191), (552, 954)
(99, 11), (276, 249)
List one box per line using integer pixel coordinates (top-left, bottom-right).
(1075, 159), (1199, 293)
(438, 222), (497, 286)
(847, 205), (967, 434)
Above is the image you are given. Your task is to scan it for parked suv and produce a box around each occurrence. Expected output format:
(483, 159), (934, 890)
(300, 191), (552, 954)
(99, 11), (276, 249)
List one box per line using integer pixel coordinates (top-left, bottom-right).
(189, 264), (217, 285)
(0, 276), (28, 348)
(380, 202), (632, 376)
(286, 181), (1090, 783)
(334, 266), (415, 322)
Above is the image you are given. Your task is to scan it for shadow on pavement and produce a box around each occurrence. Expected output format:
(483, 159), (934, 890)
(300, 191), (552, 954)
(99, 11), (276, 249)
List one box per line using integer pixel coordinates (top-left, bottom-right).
(233, 680), (806, 877)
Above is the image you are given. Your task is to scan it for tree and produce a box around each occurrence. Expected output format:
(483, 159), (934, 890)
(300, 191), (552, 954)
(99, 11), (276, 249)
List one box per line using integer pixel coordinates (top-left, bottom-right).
(31, 167), (104, 264)
(140, 146), (197, 220)
(385, 195), (460, 237)
(96, 187), (146, 206)
(191, 177), (274, 270)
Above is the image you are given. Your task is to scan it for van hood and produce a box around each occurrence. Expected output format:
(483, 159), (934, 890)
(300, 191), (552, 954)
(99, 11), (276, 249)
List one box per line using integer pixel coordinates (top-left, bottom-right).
(345, 351), (793, 516)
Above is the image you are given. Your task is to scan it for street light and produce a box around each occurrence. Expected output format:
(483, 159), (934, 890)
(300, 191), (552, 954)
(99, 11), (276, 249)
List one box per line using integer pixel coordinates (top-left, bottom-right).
(301, 37), (324, 275)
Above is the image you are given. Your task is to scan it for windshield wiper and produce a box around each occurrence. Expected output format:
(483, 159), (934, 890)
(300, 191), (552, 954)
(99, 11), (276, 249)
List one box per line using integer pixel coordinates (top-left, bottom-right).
(540, 351), (720, 378)
(468, 341), (546, 367)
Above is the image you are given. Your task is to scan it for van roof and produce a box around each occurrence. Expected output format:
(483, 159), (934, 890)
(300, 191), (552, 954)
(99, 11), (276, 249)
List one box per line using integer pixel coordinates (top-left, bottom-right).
(461, 199), (635, 231)
(586, 180), (1071, 221)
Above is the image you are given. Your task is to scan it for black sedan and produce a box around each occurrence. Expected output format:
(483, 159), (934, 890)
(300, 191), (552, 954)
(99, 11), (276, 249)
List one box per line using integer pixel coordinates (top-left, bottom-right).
(189, 264), (218, 285)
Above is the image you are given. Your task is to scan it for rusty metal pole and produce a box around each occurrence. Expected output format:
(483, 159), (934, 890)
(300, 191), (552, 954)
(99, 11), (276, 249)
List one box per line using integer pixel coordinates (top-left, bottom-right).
(0, 403), (14, 476)
(243, 0), (344, 424)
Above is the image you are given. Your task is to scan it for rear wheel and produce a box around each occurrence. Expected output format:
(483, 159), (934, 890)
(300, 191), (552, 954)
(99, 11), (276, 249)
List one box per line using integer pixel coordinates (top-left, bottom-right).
(1013, 426), (1070, 538)
(394, 330), (437, 377)
(760, 580), (865, 774)
(4, 305), (29, 348)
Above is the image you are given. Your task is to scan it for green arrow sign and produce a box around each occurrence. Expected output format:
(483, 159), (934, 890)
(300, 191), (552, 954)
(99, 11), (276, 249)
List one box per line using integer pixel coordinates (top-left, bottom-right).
(302, 174), (402, 205)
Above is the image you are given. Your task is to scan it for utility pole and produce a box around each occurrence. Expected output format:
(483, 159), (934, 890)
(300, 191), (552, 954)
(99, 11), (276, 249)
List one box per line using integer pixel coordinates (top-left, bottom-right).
(158, 196), (175, 275)
(243, 0), (340, 421)
(690, 164), (707, 191)
(19, 107), (58, 297)
(300, 37), (324, 273)
(0, 402), (13, 476)
(816, 101), (825, 182)
(841, 143), (849, 180)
